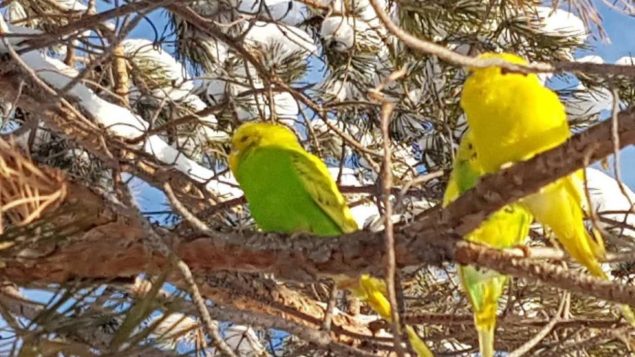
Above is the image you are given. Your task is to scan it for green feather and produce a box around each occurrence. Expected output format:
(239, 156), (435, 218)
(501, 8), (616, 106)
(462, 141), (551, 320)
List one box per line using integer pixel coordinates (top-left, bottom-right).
(230, 122), (433, 356)
(235, 145), (352, 236)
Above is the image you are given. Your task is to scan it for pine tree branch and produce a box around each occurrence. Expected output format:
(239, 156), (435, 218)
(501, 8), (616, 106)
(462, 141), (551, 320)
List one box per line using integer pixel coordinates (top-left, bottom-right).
(189, 304), (378, 357)
(136, 282), (378, 357)
(508, 292), (567, 357)
(368, 0), (635, 77)
(0, 106), (635, 307)
(19, 1), (175, 52)
(0, 136), (378, 350)
(0, 283), (177, 356)
(380, 102), (405, 356)
(0, 69), (220, 211)
(402, 312), (627, 329)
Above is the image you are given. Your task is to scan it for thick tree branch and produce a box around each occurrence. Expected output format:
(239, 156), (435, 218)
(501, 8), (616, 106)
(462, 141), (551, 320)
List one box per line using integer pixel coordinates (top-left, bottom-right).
(0, 138), (374, 347)
(0, 108), (635, 309)
(2, 39), (635, 314)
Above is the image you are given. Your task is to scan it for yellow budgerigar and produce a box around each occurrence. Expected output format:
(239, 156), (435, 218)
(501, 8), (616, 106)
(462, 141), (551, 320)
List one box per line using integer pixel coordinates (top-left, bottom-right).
(444, 131), (532, 357)
(229, 121), (433, 356)
(461, 52), (634, 322)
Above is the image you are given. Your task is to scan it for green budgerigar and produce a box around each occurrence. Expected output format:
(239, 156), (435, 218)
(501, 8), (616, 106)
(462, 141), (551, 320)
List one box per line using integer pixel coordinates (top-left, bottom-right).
(443, 131), (532, 357)
(229, 121), (433, 356)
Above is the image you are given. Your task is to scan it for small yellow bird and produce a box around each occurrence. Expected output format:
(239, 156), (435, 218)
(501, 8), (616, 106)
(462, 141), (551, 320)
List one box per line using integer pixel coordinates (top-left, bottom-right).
(229, 121), (433, 356)
(461, 52), (634, 322)
(444, 131), (532, 357)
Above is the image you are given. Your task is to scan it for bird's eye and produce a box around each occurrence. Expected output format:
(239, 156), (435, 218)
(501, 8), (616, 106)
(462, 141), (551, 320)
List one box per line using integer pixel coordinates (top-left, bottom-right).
(240, 136), (248, 143)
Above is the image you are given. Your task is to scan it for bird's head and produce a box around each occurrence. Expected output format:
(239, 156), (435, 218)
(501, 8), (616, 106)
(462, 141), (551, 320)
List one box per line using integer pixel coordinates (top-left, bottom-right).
(229, 121), (300, 173)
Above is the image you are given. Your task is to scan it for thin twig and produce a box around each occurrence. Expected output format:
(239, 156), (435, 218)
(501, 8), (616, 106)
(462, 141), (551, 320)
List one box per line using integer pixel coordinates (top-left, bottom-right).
(20, 1), (175, 52)
(321, 284), (338, 331)
(162, 183), (237, 357)
(367, 0), (635, 77)
(380, 101), (405, 356)
(508, 292), (568, 357)
(609, 89), (635, 213)
(127, 103), (227, 144)
(163, 182), (222, 239)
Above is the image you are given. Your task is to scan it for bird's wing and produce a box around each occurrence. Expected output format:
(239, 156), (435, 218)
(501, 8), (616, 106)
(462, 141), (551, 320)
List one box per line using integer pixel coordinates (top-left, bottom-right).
(287, 148), (359, 233)
(443, 132), (482, 206)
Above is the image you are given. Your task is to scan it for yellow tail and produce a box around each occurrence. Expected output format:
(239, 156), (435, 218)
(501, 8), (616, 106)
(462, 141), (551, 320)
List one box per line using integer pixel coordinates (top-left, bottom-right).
(350, 275), (434, 356)
(525, 177), (635, 325)
(459, 266), (505, 357)
(477, 325), (494, 357)
(405, 325), (434, 357)
(523, 178), (605, 277)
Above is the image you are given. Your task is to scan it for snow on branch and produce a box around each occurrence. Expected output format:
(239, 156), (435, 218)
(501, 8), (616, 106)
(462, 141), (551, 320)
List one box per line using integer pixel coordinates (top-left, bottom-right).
(0, 20), (241, 199)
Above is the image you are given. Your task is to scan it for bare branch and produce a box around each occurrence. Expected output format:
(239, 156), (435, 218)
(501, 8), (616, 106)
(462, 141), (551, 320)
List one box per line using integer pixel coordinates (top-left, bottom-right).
(379, 102), (404, 356)
(508, 292), (568, 357)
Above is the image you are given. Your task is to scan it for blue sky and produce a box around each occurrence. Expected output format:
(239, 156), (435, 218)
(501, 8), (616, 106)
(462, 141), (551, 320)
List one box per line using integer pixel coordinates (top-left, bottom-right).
(585, 2), (635, 60)
(577, 2), (635, 186)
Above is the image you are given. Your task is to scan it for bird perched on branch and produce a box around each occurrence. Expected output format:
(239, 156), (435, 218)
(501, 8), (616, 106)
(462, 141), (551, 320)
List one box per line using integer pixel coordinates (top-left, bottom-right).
(443, 131), (531, 357)
(229, 121), (433, 356)
(460, 52), (635, 324)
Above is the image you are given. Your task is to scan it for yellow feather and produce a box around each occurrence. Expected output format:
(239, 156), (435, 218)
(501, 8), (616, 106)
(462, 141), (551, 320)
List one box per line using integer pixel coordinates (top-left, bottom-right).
(461, 52), (635, 325)
(288, 150), (359, 233)
(352, 275), (434, 357)
(444, 131), (531, 357)
(461, 52), (602, 273)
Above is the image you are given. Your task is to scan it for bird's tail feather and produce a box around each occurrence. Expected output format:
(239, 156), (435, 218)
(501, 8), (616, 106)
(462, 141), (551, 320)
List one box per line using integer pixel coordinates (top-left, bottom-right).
(477, 325), (494, 357)
(405, 325), (434, 357)
(525, 180), (605, 277)
(352, 275), (434, 356)
(587, 260), (635, 326)
(528, 180), (635, 327)
(459, 266), (504, 357)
